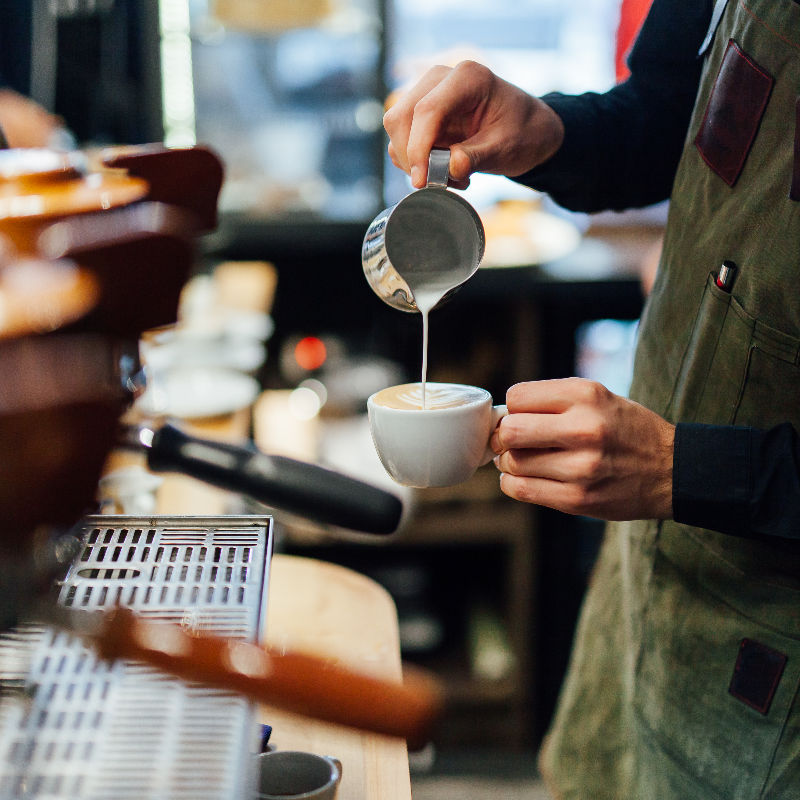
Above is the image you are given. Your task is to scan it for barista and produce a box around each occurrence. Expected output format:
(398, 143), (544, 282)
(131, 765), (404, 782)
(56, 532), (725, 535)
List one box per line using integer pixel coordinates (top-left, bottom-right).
(384, 0), (800, 796)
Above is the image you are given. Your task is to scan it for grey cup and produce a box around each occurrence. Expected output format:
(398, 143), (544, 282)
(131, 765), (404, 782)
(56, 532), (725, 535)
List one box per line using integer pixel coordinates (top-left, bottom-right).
(256, 750), (342, 800)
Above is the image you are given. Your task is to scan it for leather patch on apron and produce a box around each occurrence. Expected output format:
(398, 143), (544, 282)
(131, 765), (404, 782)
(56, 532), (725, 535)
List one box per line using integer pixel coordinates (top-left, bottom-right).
(695, 40), (774, 187)
(791, 97), (800, 201)
(728, 638), (787, 715)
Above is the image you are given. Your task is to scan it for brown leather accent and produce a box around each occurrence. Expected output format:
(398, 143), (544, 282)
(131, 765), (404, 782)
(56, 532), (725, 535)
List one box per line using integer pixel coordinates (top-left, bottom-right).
(695, 40), (774, 187)
(728, 638), (787, 715)
(102, 144), (224, 233)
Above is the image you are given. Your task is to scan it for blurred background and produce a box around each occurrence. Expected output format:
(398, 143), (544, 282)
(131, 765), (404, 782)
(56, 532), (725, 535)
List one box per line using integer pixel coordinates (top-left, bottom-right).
(1, 0), (667, 794)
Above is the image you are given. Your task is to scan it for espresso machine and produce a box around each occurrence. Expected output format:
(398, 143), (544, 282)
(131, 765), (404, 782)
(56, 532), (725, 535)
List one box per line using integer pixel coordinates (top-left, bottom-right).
(0, 142), (439, 799)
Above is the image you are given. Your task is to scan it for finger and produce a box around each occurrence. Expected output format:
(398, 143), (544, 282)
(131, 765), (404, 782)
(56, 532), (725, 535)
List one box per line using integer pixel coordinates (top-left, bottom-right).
(498, 473), (588, 515)
(447, 175), (471, 190)
(390, 136), (469, 189)
(387, 141), (402, 171)
(447, 144), (478, 186)
(452, 126), (540, 181)
(405, 65), (489, 187)
(448, 130), (513, 182)
(443, 151), (471, 189)
(383, 66), (453, 178)
(494, 447), (606, 484)
(493, 411), (587, 451)
(506, 378), (610, 414)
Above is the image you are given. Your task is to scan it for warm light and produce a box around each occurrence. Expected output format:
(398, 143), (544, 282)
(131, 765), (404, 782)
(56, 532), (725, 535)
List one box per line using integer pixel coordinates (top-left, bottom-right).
(159, 0), (197, 146)
(288, 386), (323, 420)
(294, 336), (327, 371)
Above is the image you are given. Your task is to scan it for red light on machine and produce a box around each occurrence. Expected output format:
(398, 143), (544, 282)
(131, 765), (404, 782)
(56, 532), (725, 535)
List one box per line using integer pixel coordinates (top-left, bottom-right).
(294, 336), (327, 371)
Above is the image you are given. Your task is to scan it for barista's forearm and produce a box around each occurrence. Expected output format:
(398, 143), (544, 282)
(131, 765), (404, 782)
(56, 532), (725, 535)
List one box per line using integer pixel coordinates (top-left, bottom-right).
(512, 0), (712, 212)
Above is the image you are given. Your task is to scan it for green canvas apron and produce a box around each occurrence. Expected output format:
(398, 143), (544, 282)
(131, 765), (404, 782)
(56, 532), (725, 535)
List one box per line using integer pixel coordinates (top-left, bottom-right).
(539, 2), (800, 797)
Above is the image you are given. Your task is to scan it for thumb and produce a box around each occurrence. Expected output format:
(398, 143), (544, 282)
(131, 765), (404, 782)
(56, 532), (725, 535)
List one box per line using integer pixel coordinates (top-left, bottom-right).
(448, 130), (509, 183)
(447, 144), (480, 184)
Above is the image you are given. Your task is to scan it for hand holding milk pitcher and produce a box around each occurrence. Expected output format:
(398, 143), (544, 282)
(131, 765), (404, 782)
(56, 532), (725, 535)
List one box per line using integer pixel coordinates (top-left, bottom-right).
(362, 149), (506, 488)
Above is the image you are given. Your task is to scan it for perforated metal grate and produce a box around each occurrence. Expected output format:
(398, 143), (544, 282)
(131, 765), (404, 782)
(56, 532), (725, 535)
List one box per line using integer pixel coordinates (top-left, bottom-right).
(0, 515), (273, 800)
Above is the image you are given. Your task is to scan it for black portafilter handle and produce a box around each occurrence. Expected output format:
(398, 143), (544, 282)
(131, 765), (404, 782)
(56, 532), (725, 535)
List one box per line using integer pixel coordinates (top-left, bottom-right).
(144, 423), (403, 535)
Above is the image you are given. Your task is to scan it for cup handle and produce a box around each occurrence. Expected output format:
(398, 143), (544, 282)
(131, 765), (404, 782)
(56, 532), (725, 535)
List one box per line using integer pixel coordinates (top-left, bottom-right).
(481, 404), (508, 465)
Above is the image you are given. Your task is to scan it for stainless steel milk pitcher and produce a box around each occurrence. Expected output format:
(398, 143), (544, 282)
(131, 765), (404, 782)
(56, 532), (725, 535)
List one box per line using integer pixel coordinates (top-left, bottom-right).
(362, 148), (485, 312)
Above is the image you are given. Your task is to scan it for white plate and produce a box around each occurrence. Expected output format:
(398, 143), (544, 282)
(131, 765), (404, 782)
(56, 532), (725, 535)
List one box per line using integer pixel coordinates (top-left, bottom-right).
(480, 206), (581, 268)
(136, 367), (260, 419)
(142, 334), (267, 374)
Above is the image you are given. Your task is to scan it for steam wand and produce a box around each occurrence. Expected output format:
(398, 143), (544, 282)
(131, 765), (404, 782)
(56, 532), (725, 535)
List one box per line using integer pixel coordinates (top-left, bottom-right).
(119, 422), (403, 535)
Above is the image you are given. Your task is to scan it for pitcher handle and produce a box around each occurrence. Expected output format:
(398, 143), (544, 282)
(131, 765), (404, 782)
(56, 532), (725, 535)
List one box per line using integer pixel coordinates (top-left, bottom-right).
(426, 148), (450, 189)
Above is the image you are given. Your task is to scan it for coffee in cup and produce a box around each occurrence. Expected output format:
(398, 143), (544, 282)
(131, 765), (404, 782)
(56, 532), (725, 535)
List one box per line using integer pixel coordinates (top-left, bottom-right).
(367, 382), (507, 488)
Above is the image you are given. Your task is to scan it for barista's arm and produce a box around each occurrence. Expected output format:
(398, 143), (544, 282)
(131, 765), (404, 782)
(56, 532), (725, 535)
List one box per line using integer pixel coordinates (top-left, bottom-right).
(490, 378), (800, 540)
(491, 378), (675, 521)
(384, 0), (711, 209)
(673, 422), (800, 541)
(515, 0), (713, 211)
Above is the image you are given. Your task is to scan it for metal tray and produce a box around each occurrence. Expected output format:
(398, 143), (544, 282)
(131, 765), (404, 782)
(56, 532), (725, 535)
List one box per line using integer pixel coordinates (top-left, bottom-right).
(0, 515), (273, 800)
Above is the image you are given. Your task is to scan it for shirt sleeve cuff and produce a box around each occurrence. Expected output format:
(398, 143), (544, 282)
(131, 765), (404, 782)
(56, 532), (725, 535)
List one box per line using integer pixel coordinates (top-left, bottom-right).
(672, 422), (752, 537)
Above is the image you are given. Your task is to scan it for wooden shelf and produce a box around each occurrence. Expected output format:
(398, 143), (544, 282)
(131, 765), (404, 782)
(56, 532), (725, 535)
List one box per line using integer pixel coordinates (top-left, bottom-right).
(396, 498), (531, 546)
(281, 470), (539, 748)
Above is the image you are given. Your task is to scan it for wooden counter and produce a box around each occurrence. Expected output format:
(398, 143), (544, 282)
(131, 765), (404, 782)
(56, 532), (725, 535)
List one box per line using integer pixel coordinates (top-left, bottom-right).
(260, 554), (412, 800)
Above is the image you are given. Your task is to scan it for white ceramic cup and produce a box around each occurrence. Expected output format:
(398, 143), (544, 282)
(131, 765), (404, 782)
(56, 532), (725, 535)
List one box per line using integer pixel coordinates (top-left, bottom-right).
(256, 750), (342, 800)
(367, 382), (507, 488)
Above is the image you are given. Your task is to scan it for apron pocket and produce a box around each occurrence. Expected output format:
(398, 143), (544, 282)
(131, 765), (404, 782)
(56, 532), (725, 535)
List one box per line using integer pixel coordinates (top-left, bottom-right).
(632, 523), (800, 799)
(733, 324), (800, 430)
(694, 39), (774, 187)
(668, 271), (800, 429)
(667, 272), (751, 424)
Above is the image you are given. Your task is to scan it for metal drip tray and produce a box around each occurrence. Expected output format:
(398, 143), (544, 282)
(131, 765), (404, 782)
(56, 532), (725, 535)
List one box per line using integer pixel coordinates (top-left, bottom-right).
(0, 515), (273, 800)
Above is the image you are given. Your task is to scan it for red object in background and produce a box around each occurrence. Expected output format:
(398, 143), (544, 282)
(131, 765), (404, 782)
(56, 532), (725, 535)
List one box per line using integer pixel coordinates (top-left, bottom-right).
(295, 336), (328, 371)
(615, 0), (654, 82)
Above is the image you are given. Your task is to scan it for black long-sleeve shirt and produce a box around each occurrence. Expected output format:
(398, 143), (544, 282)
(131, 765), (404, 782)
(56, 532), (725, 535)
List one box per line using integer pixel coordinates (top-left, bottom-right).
(0, 4), (33, 94)
(513, 0), (800, 541)
(518, 0), (712, 211)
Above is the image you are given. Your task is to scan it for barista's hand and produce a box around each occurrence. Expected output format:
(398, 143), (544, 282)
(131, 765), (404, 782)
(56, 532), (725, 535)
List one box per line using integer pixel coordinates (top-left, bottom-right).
(383, 61), (564, 189)
(490, 378), (675, 521)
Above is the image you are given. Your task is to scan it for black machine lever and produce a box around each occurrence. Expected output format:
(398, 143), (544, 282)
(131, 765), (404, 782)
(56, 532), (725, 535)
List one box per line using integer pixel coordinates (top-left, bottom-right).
(127, 423), (402, 535)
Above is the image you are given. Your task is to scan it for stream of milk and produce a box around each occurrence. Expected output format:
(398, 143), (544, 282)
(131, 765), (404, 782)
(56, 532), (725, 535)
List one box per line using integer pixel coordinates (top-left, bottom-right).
(413, 286), (450, 409)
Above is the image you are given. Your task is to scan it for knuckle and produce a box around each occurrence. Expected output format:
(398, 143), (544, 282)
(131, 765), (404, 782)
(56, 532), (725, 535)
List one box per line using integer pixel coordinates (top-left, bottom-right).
(383, 107), (399, 131)
(413, 93), (440, 118)
(577, 450), (605, 481)
(502, 449), (523, 475)
(565, 484), (594, 516)
(498, 416), (526, 448)
(454, 59), (490, 81)
(570, 406), (610, 450)
(505, 477), (538, 505)
(584, 414), (610, 446)
(506, 382), (527, 406)
(576, 378), (609, 404)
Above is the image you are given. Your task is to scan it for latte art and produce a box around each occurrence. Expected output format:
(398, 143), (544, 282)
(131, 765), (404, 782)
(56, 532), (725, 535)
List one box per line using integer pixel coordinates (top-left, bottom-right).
(372, 382), (487, 411)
